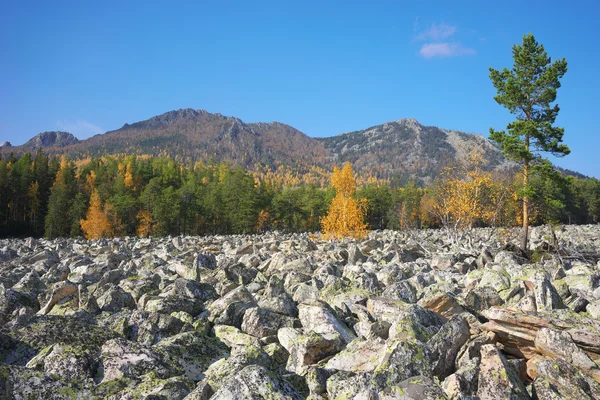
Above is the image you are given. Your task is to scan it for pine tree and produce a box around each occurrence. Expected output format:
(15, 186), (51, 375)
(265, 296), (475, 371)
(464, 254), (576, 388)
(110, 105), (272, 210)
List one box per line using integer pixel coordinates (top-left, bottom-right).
(489, 33), (569, 251)
(45, 156), (77, 238)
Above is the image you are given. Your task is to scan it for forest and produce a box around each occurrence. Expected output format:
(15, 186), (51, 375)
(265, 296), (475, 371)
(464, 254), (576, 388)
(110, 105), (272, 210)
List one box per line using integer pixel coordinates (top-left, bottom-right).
(0, 150), (599, 239)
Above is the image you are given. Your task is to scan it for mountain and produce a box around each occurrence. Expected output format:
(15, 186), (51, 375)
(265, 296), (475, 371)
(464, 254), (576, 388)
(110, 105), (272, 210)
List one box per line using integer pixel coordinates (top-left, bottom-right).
(18, 131), (79, 152)
(320, 118), (510, 184)
(50, 109), (328, 170)
(2, 109), (512, 184)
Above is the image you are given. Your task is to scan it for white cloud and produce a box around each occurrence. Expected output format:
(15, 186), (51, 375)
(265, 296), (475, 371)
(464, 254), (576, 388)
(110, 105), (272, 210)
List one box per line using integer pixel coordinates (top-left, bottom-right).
(419, 42), (476, 59)
(415, 23), (456, 41)
(56, 119), (104, 139)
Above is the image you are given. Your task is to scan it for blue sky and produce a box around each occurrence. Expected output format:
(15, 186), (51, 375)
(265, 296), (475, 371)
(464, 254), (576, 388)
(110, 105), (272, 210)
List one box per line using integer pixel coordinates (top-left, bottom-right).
(1, 1), (599, 177)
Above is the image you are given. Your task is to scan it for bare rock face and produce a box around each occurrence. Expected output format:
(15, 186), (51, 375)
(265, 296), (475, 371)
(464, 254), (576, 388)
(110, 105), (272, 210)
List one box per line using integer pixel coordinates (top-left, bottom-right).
(0, 225), (600, 398)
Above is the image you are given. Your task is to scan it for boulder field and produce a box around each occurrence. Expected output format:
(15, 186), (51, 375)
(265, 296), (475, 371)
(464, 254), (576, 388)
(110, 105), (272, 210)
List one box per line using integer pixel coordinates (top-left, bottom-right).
(1, 225), (600, 399)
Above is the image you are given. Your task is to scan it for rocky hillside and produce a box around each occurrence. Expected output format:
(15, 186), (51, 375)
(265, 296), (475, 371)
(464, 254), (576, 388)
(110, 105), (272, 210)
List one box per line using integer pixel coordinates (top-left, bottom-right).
(35, 110), (328, 172)
(321, 118), (510, 184)
(1, 109), (510, 183)
(1, 226), (600, 398)
(21, 131), (79, 151)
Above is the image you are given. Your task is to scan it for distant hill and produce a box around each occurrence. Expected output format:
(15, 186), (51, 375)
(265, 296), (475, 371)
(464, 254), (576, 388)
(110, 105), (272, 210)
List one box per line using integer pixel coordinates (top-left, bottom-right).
(13, 131), (79, 153)
(2, 109), (516, 184)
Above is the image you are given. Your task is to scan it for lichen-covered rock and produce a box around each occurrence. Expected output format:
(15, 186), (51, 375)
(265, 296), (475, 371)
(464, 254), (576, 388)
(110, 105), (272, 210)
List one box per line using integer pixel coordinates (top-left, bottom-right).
(429, 315), (471, 380)
(298, 301), (356, 345)
(326, 371), (377, 399)
(241, 306), (298, 338)
(529, 356), (600, 399)
(100, 337), (173, 382)
(388, 304), (446, 343)
(202, 343), (273, 390)
(210, 365), (303, 399)
(154, 331), (229, 381)
(379, 375), (448, 400)
(325, 337), (387, 373)
(96, 284), (136, 312)
(279, 327), (340, 374)
(476, 344), (530, 400)
(534, 327), (599, 375)
(372, 339), (433, 387)
(26, 342), (99, 381)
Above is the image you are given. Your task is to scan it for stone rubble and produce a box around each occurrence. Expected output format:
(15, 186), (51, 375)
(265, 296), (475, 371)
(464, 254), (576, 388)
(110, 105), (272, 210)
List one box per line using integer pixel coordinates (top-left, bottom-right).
(0, 224), (600, 399)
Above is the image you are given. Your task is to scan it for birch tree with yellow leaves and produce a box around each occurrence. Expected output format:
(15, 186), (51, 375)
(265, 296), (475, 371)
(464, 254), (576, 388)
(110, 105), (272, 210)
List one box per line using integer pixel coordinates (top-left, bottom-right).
(426, 153), (513, 247)
(321, 162), (368, 239)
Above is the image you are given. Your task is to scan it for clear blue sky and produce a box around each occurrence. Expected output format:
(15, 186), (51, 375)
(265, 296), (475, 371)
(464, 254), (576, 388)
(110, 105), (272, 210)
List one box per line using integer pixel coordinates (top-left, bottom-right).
(1, 1), (598, 177)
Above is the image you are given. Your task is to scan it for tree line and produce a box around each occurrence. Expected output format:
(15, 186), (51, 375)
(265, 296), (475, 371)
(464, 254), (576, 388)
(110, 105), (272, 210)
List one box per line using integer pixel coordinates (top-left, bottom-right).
(0, 151), (598, 239)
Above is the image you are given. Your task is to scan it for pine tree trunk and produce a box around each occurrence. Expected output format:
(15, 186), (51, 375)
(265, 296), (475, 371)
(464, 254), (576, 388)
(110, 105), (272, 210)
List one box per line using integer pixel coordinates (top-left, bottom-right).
(521, 133), (530, 252)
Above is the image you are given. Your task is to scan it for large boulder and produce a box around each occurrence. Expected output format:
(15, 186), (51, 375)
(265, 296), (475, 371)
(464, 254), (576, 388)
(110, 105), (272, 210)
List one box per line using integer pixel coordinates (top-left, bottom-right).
(210, 365), (303, 400)
(100, 337), (173, 381)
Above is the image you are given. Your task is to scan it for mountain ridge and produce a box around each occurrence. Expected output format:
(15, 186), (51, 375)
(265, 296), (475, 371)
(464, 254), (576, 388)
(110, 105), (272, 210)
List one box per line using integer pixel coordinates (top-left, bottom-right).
(2, 108), (515, 183)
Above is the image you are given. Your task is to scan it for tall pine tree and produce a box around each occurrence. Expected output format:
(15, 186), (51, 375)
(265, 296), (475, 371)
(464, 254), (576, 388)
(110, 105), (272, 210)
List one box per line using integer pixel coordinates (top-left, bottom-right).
(489, 33), (569, 251)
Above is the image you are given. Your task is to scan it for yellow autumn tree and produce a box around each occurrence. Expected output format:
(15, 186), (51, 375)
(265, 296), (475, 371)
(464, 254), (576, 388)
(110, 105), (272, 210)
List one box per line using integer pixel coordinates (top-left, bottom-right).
(136, 210), (155, 237)
(80, 189), (112, 239)
(425, 152), (513, 244)
(321, 162), (368, 239)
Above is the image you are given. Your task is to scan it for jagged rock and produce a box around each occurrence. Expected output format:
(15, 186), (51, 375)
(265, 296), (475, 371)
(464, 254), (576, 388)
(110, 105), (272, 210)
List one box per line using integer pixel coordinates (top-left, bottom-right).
(38, 280), (77, 315)
(529, 356), (600, 399)
(326, 371), (377, 399)
(173, 261), (201, 281)
(279, 327), (339, 374)
(388, 304), (446, 342)
(482, 307), (600, 359)
(533, 272), (566, 311)
(202, 344), (273, 391)
(382, 280), (417, 303)
(207, 285), (256, 322)
(371, 339), (433, 387)
(534, 327), (599, 376)
(431, 254), (457, 270)
(241, 306), (298, 337)
(443, 358), (480, 399)
(418, 291), (465, 319)
(476, 344), (530, 400)
(214, 324), (261, 348)
(347, 244), (368, 264)
(298, 301), (356, 345)
(0, 285), (40, 324)
(96, 284), (136, 312)
(429, 315), (471, 380)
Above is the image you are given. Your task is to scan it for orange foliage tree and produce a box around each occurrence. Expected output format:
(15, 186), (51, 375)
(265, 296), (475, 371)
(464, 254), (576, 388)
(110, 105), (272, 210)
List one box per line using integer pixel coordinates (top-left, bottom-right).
(321, 162), (368, 239)
(136, 210), (155, 237)
(80, 189), (112, 239)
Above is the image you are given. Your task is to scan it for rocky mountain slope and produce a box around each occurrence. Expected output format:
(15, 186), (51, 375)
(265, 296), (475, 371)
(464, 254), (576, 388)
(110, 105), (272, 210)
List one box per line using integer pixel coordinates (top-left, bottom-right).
(320, 118), (509, 184)
(1, 109), (510, 183)
(1, 226), (600, 398)
(20, 131), (79, 151)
